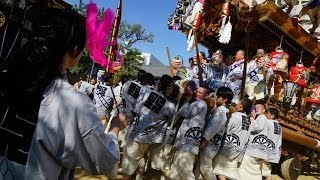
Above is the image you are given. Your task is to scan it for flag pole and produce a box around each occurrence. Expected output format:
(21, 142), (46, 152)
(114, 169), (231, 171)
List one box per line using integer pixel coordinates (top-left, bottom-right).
(166, 47), (174, 77)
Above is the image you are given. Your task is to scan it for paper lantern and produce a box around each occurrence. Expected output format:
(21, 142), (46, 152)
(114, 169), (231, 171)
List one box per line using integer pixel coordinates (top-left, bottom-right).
(306, 84), (320, 105)
(289, 62), (309, 87)
(172, 56), (183, 68)
(267, 47), (289, 77)
(282, 80), (299, 109)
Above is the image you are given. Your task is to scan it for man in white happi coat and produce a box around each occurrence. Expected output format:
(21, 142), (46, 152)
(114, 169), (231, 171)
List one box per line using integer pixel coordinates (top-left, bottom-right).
(206, 50), (229, 92)
(199, 86), (234, 180)
(211, 98), (252, 180)
(168, 86), (209, 180)
(122, 75), (176, 180)
(237, 103), (269, 180)
(225, 50), (246, 99)
(262, 108), (282, 180)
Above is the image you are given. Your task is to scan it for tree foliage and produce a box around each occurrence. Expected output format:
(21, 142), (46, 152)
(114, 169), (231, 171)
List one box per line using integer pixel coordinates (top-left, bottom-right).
(118, 21), (154, 50)
(70, 0), (154, 79)
(114, 48), (143, 78)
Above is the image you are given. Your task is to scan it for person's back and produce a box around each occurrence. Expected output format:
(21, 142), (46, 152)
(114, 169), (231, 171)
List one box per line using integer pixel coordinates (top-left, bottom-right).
(120, 80), (145, 116)
(266, 119), (282, 163)
(211, 98), (252, 180)
(26, 77), (120, 179)
(0, 7), (125, 180)
(128, 87), (175, 144)
(263, 108), (282, 164)
(218, 112), (250, 161)
(237, 103), (269, 180)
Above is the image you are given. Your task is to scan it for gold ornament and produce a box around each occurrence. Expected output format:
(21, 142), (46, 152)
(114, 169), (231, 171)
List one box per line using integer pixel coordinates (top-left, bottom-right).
(0, 11), (5, 27)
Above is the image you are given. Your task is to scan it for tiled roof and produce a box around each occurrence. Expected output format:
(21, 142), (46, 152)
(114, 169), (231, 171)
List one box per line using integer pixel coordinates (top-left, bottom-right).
(140, 65), (171, 78)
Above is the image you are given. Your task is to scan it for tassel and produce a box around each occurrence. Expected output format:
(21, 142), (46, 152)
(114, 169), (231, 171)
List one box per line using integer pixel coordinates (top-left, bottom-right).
(86, 0), (115, 68)
(306, 110), (313, 120)
(187, 29), (195, 51)
(270, 81), (275, 96)
(219, 16), (227, 34)
(266, 67), (273, 83)
(291, 92), (297, 106)
(217, 16), (232, 44)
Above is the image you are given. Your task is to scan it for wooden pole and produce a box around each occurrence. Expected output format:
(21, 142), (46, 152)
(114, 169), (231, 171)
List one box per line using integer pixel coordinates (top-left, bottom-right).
(282, 127), (320, 151)
(240, 18), (252, 100)
(194, 29), (203, 86)
(299, 87), (308, 118)
(106, 0), (122, 76)
(106, 0), (122, 113)
(166, 47), (174, 77)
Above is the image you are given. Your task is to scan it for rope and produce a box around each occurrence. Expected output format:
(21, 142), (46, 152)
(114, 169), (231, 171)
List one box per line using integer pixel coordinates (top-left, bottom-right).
(299, 50), (304, 64)
(279, 35), (284, 48)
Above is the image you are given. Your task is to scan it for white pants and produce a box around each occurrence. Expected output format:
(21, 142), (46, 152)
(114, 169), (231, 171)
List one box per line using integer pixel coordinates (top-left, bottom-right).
(237, 155), (263, 180)
(171, 150), (196, 180)
(212, 154), (237, 180)
(199, 153), (217, 180)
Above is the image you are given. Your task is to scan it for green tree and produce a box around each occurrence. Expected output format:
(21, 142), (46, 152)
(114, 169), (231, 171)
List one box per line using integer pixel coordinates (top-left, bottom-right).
(114, 48), (143, 79)
(70, 0), (154, 79)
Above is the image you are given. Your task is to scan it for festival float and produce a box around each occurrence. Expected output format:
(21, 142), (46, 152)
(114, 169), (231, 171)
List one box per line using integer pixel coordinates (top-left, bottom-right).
(169, 0), (320, 179)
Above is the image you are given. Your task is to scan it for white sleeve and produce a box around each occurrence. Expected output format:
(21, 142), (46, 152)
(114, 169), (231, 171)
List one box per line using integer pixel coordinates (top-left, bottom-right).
(202, 108), (226, 141)
(177, 102), (191, 118)
(77, 100), (120, 176)
(250, 115), (267, 134)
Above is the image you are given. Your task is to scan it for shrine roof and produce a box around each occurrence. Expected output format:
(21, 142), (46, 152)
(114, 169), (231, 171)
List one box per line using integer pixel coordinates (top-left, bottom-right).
(181, 0), (320, 69)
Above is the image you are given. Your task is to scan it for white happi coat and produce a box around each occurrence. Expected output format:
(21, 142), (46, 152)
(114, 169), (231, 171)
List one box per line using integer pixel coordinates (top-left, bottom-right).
(246, 60), (264, 84)
(120, 80), (145, 116)
(26, 77), (120, 179)
(225, 60), (245, 95)
(266, 120), (282, 163)
(245, 114), (269, 160)
(218, 112), (251, 162)
(202, 105), (229, 159)
(206, 64), (229, 91)
(93, 83), (114, 116)
(174, 100), (208, 155)
(128, 88), (175, 144)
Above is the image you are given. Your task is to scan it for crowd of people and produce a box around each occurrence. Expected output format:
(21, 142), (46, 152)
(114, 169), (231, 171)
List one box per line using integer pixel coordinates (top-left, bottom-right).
(73, 59), (283, 180)
(0, 6), (283, 180)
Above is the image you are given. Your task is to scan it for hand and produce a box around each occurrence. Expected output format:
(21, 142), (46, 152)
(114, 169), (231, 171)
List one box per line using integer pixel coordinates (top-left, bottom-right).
(199, 138), (208, 149)
(250, 111), (256, 122)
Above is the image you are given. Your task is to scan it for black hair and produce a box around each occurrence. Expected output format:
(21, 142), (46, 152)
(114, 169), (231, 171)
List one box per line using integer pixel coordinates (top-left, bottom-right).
(0, 7), (85, 164)
(145, 72), (155, 86)
(168, 84), (180, 102)
(173, 75), (182, 81)
(90, 76), (97, 81)
(216, 86), (233, 105)
(158, 74), (173, 92)
(4, 8), (85, 114)
(268, 108), (279, 120)
(120, 76), (128, 85)
(137, 69), (147, 82)
(242, 97), (253, 115)
(255, 100), (266, 109)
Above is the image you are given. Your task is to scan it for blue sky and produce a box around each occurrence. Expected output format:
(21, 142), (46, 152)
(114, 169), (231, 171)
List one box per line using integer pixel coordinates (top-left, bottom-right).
(66, 0), (207, 66)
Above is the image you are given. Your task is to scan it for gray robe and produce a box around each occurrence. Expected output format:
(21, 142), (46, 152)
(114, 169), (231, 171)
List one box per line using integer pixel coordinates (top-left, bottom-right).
(25, 78), (120, 179)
